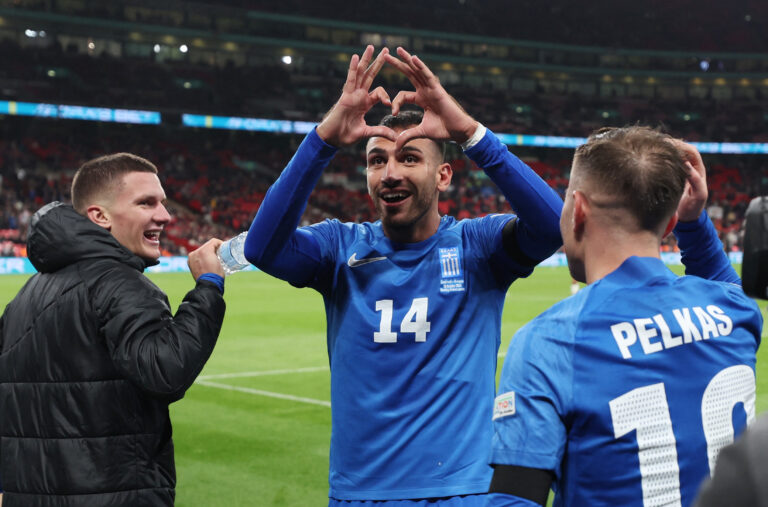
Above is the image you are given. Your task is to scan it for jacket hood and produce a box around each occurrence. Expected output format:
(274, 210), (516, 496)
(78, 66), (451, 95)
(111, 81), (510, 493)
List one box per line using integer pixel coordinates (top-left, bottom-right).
(27, 202), (155, 273)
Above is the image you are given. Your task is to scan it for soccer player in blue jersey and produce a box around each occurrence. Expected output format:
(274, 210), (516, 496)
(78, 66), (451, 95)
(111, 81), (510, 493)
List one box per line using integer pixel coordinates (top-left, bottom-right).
(487, 127), (762, 507)
(244, 46), (564, 505)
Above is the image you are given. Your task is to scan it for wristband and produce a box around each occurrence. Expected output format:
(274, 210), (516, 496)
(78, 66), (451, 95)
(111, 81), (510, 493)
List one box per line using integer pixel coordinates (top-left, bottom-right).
(460, 123), (487, 151)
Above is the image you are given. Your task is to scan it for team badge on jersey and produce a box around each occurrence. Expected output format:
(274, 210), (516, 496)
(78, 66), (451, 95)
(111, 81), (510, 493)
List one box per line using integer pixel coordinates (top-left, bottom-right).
(493, 391), (516, 420)
(439, 247), (465, 293)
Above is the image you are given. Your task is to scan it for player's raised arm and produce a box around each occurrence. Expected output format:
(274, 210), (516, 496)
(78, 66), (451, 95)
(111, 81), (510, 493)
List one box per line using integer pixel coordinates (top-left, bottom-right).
(386, 47), (563, 268)
(244, 47), (394, 284)
(671, 139), (740, 283)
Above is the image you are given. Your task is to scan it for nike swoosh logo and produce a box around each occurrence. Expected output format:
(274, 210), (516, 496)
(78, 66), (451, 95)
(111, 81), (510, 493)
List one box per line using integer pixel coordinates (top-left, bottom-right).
(347, 253), (387, 267)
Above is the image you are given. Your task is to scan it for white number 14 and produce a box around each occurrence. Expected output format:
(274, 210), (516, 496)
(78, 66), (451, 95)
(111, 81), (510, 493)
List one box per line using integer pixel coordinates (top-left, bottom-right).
(374, 298), (431, 343)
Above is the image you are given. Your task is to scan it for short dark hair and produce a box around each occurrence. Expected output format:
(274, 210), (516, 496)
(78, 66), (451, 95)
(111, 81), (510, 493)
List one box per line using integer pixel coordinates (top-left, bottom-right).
(71, 153), (158, 214)
(573, 126), (687, 232)
(378, 110), (447, 162)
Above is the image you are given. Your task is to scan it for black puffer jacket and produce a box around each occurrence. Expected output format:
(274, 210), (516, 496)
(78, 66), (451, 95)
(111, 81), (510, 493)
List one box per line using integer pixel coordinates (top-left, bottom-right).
(0, 202), (225, 506)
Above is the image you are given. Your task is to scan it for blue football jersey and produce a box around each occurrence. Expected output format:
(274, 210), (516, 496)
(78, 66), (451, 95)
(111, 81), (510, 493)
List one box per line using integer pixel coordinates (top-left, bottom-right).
(302, 214), (531, 500)
(491, 256), (762, 507)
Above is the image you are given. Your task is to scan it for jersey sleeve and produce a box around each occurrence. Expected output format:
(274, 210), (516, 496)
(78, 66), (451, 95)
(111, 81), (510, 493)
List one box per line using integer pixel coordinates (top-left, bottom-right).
(244, 128), (338, 287)
(94, 268), (225, 402)
(673, 210), (740, 284)
(463, 214), (535, 283)
(464, 129), (563, 263)
(292, 219), (342, 290)
(491, 305), (575, 473)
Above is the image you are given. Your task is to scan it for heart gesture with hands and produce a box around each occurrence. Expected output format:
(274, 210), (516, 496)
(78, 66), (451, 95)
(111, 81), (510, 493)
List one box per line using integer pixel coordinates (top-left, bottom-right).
(384, 47), (479, 150)
(316, 46), (397, 147)
(317, 45), (480, 152)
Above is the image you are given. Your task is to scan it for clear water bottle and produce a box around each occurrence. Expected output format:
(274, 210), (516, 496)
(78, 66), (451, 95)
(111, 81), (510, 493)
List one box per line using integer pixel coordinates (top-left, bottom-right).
(217, 231), (250, 275)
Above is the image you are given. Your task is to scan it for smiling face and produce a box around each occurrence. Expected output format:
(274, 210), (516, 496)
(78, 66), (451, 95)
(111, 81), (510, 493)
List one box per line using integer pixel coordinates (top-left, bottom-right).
(365, 130), (452, 242)
(96, 171), (171, 260)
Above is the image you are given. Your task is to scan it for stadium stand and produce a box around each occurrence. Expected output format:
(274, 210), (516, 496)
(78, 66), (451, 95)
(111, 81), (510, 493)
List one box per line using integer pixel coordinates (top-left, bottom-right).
(0, 1), (766, 256)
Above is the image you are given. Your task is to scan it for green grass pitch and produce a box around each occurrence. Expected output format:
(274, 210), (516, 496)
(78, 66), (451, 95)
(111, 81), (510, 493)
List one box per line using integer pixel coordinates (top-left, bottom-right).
(1, 266), (767, 506)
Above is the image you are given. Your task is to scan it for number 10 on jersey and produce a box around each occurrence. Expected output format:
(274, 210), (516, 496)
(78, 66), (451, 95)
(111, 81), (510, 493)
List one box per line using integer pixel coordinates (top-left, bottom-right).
(374, 298), (431, 343)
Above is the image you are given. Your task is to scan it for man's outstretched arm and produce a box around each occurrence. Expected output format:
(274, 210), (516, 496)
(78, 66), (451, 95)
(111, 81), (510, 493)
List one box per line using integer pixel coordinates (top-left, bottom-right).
(464, 129), (563, 264)
(385, 47), (563, 265)
(100, 239), (226, 401)
(244, 46), (394, 285)
(243, 130), (337, 284)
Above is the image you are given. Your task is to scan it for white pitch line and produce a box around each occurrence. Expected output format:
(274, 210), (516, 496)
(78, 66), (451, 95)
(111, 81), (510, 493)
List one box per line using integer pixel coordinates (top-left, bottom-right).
(200, 354), (507, 383)
(198, 366), (327, 380)
(196, 352), (508, 407)
(195, 380), (331, 407)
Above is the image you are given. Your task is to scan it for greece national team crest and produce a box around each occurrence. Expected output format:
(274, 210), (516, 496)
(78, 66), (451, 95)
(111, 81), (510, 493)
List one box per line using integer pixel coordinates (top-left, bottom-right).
(439, 247), (465, 293)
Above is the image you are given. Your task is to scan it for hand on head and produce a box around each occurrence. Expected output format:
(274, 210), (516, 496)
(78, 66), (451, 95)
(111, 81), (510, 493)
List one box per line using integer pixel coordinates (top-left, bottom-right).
(670, 139), (708, 222)
(188, 238), (225, 279)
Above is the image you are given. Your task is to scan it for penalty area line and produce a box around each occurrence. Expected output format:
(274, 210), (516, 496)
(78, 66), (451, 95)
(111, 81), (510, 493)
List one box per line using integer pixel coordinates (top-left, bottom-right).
(194, 380), (331, 408)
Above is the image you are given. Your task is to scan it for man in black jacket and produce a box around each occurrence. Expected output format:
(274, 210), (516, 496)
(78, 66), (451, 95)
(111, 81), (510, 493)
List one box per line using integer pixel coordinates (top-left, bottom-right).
(694, 413), (768, 507)
(0, 153), (226, 506)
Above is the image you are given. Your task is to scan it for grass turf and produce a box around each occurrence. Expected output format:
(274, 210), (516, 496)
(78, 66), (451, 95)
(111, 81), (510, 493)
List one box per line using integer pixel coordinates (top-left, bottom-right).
(1, 265), (766, 505)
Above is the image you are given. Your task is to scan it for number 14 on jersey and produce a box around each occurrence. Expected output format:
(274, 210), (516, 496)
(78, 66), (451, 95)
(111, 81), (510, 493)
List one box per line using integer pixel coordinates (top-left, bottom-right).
(374, 298), (431, 343)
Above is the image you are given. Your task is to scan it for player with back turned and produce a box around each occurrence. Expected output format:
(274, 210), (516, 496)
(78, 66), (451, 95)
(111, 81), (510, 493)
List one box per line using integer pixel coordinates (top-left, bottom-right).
(486, 128), (762, 507)
(244, 46), (564, 505)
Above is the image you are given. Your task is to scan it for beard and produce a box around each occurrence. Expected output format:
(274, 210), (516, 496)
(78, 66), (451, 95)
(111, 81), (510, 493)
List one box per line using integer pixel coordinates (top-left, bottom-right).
(376, 190), (436, 232)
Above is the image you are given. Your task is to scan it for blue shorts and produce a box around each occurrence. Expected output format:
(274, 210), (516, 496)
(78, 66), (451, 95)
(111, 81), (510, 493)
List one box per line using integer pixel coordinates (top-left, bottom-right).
(329, 494), (486, 507)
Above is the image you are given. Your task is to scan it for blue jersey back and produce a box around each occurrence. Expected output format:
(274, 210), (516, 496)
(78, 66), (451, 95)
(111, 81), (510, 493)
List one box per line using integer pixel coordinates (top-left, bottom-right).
(304, 215), (530, 500)
(491, 257), (762, 507)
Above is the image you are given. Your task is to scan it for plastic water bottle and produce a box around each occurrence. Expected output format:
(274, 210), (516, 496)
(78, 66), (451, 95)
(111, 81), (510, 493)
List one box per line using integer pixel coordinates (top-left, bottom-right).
(217, 231), (250, 275)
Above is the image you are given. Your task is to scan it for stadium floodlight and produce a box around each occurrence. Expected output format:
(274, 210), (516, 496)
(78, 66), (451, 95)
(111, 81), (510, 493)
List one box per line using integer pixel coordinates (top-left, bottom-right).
(179, 44), (188, 53)
(282, 55), (292, 65)
(153, 44), (161, 54)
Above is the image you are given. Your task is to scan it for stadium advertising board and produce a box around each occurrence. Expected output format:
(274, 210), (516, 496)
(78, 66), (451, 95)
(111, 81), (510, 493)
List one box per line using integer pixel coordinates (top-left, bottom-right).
(0, 253), (743, 275)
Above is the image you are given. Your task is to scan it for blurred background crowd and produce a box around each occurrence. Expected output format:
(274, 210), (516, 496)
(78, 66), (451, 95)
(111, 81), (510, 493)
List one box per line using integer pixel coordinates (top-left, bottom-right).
(1, 0), (766, 256)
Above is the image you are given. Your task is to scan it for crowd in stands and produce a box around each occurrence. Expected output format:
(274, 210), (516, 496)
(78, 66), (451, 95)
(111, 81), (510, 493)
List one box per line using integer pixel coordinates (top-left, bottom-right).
(1, 1), (766, 259)
(12, 0), (768, 53)
(0, 118), (763, 258)
(3, 35), (768, 144)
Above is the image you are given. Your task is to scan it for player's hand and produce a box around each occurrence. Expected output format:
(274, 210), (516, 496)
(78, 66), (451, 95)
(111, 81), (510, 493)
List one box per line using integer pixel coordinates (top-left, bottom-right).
(316, 46), (396, 147)
(188, 238), (225, 280)
(385, 46), (478, 150)
(671, 139), (708, 222)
